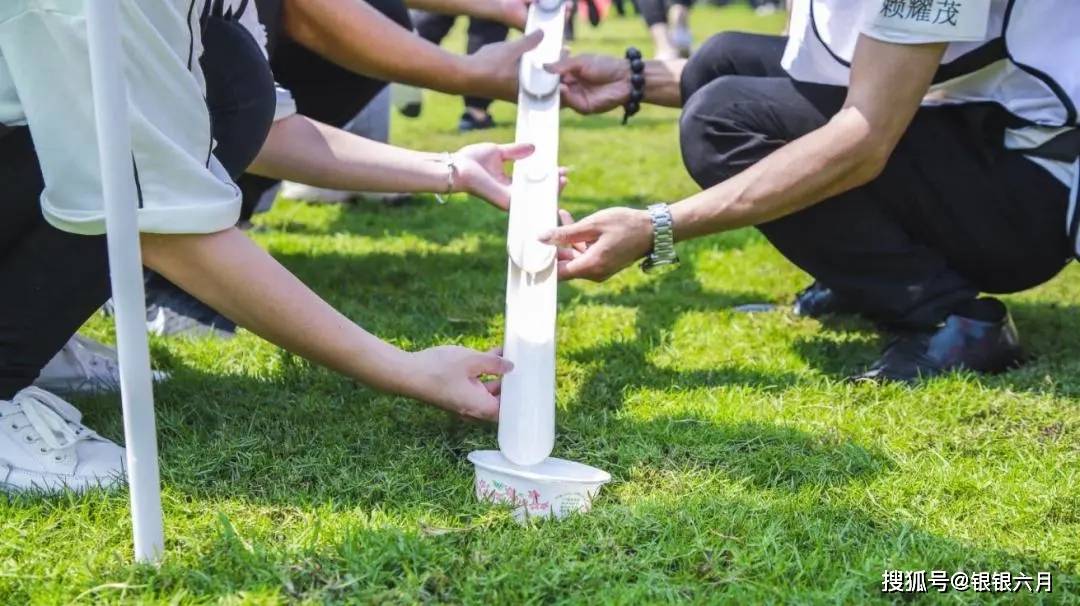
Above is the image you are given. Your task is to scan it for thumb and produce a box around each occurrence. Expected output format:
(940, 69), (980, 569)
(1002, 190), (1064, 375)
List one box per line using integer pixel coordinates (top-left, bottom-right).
(471, 351), (515, 376)
(544, 55), (585, 76)
(539, 218), (600, 246)
(510, 29), (544, 58)
(498, 142), (535, 161)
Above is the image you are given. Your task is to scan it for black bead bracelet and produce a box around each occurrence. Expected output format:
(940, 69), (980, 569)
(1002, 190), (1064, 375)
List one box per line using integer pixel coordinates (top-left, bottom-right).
(622, 47), (645, 125)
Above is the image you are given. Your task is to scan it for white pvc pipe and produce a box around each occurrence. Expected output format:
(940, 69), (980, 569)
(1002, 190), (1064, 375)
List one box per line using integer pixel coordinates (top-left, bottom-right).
(498, 2), (566, 466)
(85, 0), (165, 563)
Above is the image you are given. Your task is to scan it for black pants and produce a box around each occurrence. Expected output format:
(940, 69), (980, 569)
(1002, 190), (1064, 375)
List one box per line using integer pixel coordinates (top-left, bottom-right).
(678, 32), (1071, 328)
(638, 0), (692, 27)
(236, 0), (412, 218)
(411, 11), (508, 112)
(0, 18), (277, 399)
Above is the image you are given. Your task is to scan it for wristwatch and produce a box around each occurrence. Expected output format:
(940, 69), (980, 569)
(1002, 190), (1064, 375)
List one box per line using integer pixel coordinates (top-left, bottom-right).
(640, 203), (680, 274)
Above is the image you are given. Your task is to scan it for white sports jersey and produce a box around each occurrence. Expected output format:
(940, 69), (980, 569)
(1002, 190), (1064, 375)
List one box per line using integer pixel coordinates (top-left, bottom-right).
(0, 0), (294, 236)
(784, 0), (1079, 127)
(784, 0), (1080, 251)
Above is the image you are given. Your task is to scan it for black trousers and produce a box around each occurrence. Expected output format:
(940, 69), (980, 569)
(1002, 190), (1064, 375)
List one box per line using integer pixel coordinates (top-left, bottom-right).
(678, 32), (1071, 328)
(638, 0), (692, 27)
(0, 18), (277, 399)
(238, 0), (413, 218)
(411, 11), (509, 112)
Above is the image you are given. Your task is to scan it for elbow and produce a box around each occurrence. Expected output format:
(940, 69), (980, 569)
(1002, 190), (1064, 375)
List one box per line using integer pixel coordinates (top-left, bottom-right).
(851, 144), (890, 186)
(833, 107), (897, 187)
(847, 129), (894, 188)
(280, 0), (321, 49)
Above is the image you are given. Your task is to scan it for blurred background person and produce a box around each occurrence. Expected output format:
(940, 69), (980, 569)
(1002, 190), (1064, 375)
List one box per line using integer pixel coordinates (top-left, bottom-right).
(412, 12), (509, 132)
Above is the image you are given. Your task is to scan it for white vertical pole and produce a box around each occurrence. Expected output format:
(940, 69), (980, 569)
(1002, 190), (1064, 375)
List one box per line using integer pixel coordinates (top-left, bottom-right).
(498, 1), (566, 466)
(85, 0), (165, 563)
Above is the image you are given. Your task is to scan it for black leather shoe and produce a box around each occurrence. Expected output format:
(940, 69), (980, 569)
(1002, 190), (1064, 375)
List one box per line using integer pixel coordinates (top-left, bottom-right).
(458, 111), (496, 132)
(793, 282), (858, 318)
(852, 298), (1024, 383)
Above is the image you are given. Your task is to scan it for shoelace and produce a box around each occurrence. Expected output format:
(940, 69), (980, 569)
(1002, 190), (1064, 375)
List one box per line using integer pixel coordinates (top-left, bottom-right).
(7, 387), (95, 452)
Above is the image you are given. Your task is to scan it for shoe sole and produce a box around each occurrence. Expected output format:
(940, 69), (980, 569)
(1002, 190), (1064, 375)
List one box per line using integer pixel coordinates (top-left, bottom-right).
(0, 464), (125, 494)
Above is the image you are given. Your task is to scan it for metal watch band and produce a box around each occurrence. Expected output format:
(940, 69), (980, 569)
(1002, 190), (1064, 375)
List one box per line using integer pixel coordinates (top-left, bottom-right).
(641, 203), (679, 273)
(649, 203), (676, 261)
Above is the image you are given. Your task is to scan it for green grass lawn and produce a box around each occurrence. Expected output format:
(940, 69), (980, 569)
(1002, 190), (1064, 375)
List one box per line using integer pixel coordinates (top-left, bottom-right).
(4, 5), (1079, 604)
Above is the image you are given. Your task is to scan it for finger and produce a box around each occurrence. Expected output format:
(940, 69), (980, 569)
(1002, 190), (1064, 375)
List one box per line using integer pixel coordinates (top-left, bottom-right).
(558, 209), (589, 252)
(558, 207), (575, 226)
(462, 391), (500, 422)
(556, 246), (581, 261)
(486, 346), (504, 357)
(557, 250), (605, 281)
(540, 221), (600, 246)
(470, 351), (515, 376)
(557, 167), (570, 194)
(484, 378), (502, 396)
(544, 54), (584, 75)
(498, 142), (535, 161)
(512, 29), (544, 58)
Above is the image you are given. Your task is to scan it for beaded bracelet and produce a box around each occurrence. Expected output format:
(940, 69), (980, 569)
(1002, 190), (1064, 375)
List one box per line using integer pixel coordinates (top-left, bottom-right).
(622, 47), (645, 125)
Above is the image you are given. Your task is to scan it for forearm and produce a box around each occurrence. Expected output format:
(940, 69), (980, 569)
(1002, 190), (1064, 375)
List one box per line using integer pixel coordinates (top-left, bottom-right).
(247, 115), (449, 193)
(407, 0), (514, 26)
(140, 228), (418, 396)
(671, 108), (887, 240)
(671, 39), (944, 240)
(281, 0), (476, 96)
(645, 59), (686, 107)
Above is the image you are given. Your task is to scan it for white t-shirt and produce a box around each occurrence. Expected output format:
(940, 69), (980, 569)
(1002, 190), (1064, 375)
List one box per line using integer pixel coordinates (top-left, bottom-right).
(0, 0), (294, 235)
(783, 0), (1079, 190)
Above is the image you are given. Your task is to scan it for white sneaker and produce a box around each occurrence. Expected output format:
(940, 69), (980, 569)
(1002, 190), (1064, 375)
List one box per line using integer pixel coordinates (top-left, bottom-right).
(755, 2), (779, 16)
(0, 387), (125, 493)
(278, 180), (355, 204)
(279, 181), (414, 206)
(35, 335), (169, 394)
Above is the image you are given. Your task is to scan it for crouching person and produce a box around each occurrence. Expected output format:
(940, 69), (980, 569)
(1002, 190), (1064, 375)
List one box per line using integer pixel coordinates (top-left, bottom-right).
(0, 0), (519, 492)
(544, 0), (1079, 381)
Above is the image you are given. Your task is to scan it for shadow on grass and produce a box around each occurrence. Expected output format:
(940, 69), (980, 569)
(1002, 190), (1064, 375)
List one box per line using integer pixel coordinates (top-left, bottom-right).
(49, 414), (1075, 604)
(784, 299), (1080, 394)
(579, 417), (889, 492)
(560, 114), (675, 131)
(557, 261), (801, 418)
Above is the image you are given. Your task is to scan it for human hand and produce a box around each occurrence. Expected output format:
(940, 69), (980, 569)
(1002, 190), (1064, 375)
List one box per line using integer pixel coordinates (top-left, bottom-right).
(540, 207), (653, 281)
(406, 346), (513, 421)
(544, 54), (631, 114)
(496, 0), (531, 29)
(465, 30), (544, 102)
(453, 143), (569, 210)
(454, 142), (532, 210)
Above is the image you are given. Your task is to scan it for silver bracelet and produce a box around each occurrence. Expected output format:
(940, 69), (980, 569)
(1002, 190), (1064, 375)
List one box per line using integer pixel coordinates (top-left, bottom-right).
(434, 152), (457, 205)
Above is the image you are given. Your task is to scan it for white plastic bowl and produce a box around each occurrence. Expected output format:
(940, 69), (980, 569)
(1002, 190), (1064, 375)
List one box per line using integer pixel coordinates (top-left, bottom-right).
(467, 450), (611, 521)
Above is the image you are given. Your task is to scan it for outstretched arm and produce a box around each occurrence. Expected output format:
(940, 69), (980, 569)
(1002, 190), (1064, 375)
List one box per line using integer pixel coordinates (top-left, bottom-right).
(406, 0), (530, 29)
(280, 0), (540, 102)
(546, 54), (686, 114)
(543, 37), (946, 281)
(247, 114), (536, 209)
(141, 228), (511, 420)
